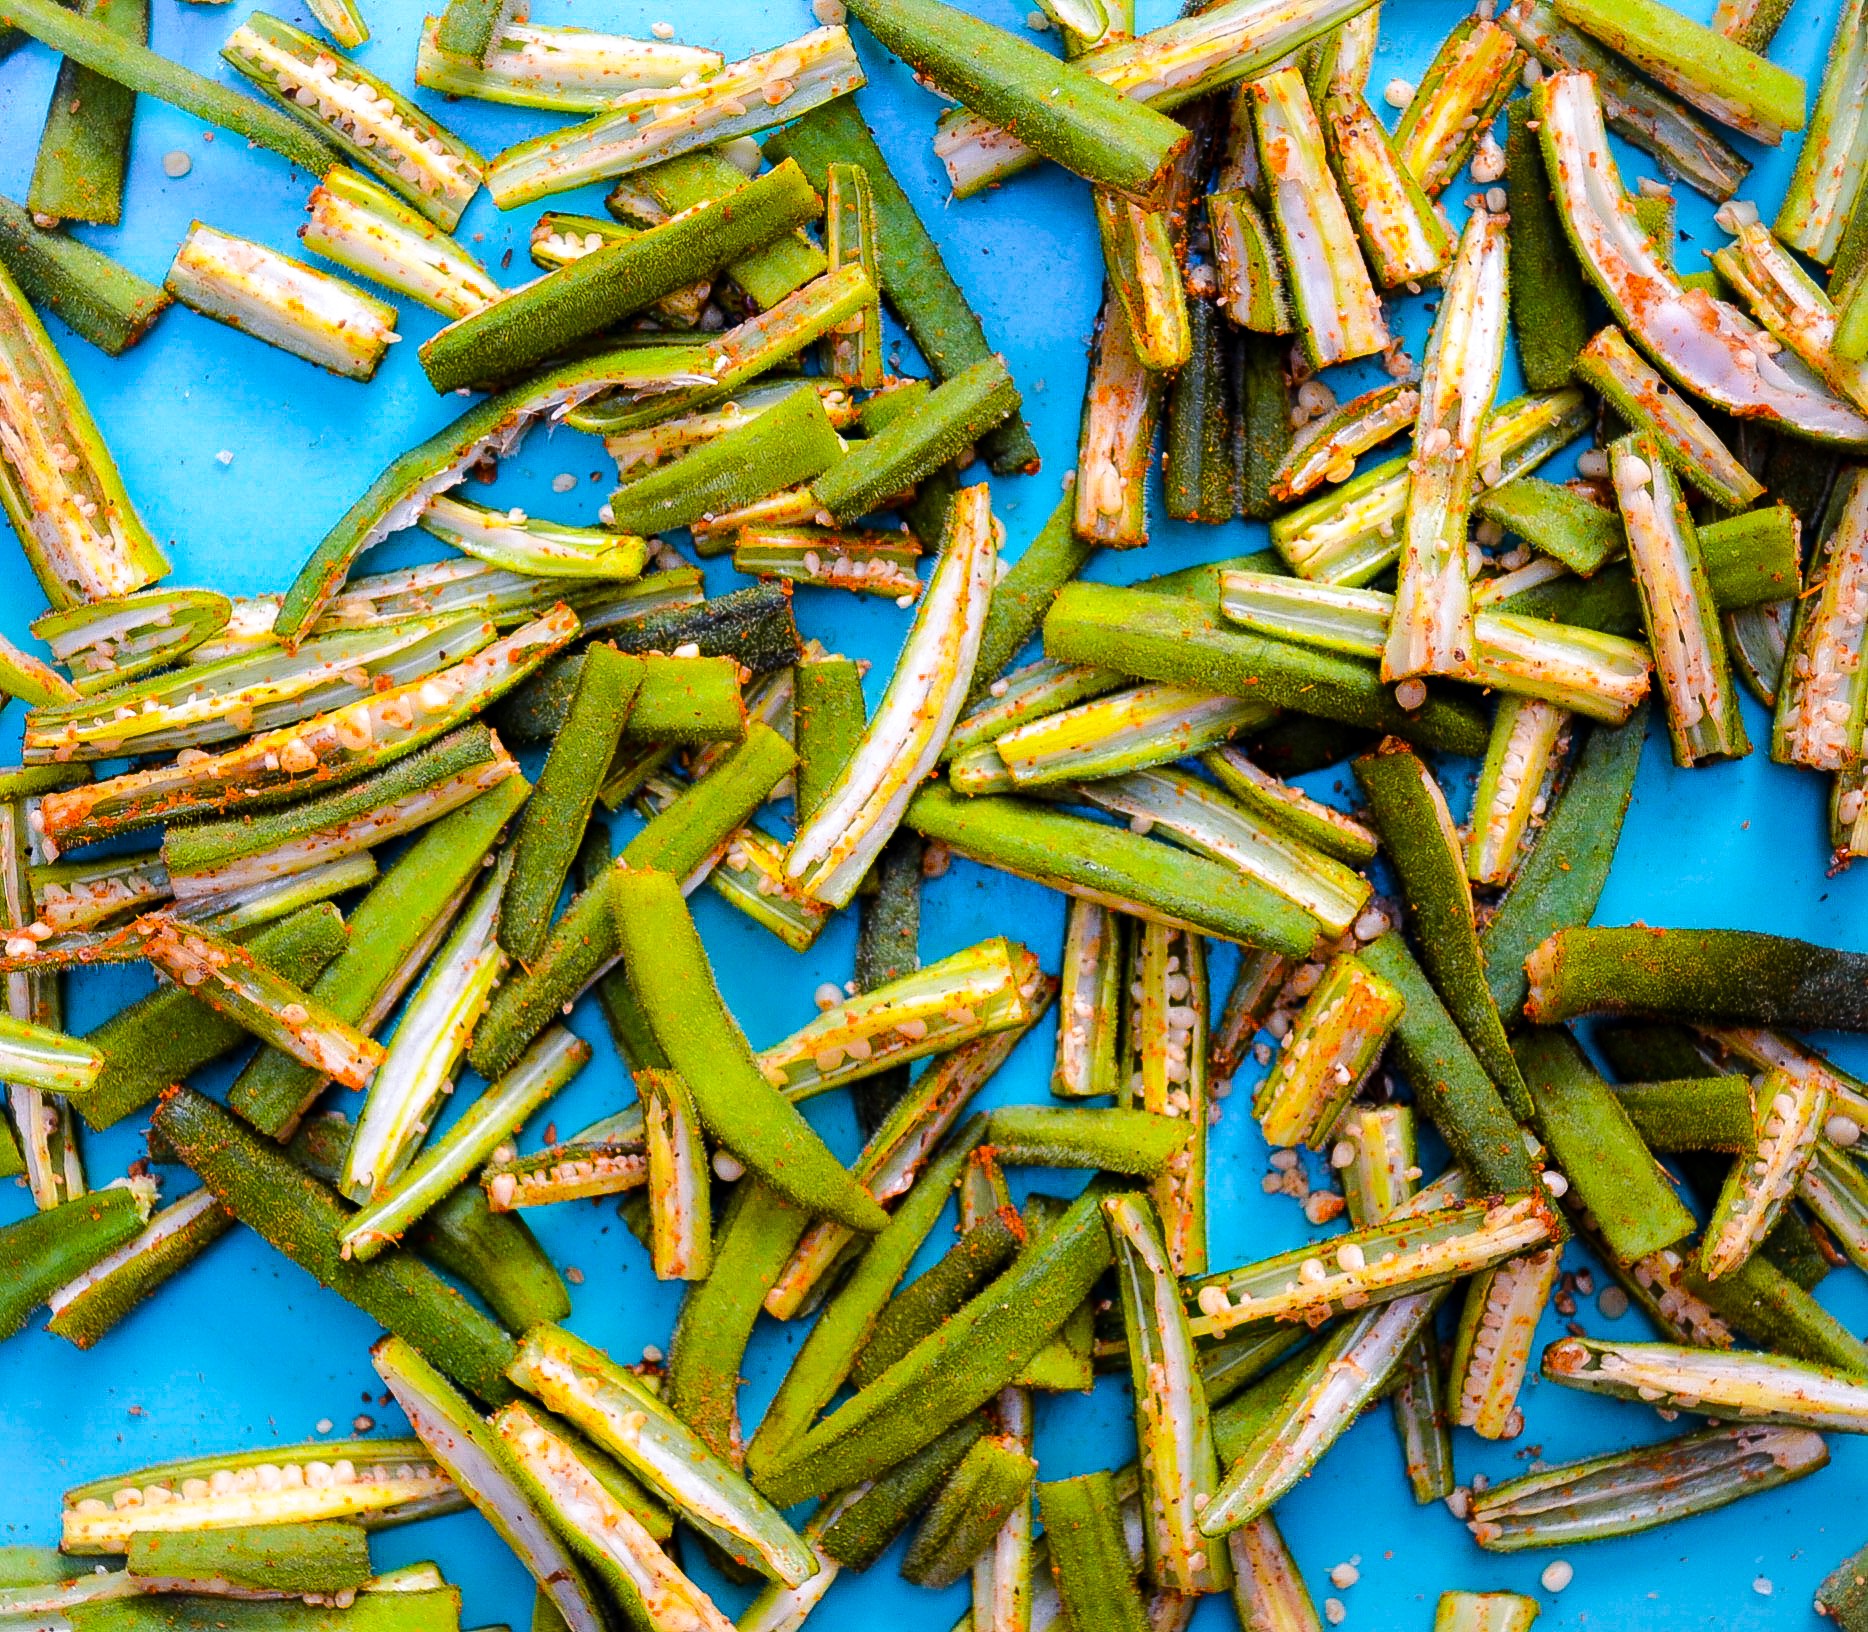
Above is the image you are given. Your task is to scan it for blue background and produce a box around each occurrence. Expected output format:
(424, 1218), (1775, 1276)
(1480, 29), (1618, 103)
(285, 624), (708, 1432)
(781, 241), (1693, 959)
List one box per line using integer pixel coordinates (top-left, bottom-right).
(1, 1), (1866, 1627)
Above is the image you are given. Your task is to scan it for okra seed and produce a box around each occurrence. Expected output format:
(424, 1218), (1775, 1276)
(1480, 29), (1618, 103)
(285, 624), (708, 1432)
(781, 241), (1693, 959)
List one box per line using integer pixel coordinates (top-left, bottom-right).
(1323, 1597), (1346, 1624)
(1330, 1562), (1360, 1589)
(1541, 1560), (1573, 1592)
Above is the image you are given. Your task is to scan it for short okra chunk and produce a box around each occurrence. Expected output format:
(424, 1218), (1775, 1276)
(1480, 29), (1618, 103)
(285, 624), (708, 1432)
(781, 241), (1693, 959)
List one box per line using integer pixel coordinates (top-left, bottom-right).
(1253, 954), (1404, 1149)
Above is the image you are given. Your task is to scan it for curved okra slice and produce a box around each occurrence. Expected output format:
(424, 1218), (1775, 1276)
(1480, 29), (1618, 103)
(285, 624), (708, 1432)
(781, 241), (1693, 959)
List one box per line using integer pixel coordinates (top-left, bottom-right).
(420, 497), (648, 582)
(508, 1324), (818, 1587)
(1393, 17), (1521, 194)
(303, 167), (499, 322)
(1184, 1191), (1555, 1338)
(491, 1402), (733, 1632)
(1094, 190), (1191, 375)
(787, 485), (998, 908)
(124, 1520), (373, 1598)
(415, 15), (721, 111)
(1699, 1066), (1827, 1280)
(37, 607), (577, 853)
(1322, 92), (1452, 291)
(1467, 698), (1570, 887)
(1228, 1515), (1325, 1632)
(1271, 389), (1590, 585)
(483, 1112), (647, 1212)
(223, 13), (482, 229)
(0, 257), (167, 608)
(1076, 766), (1371, 940)
(1209, 187), (1293, 334)
(45, 1187), (235, 1350)
(1466, 1423), (1827, 1552)
(370, 1339), (606, 1632)
(1609, 432), (1749, 764)
(1434, 1594), (1540, 1631)
(1536, 71), (1868, 446)
(164, 225), (398, 383)
(1796, 1137), (1868, 1272)
(1447, 1247), (1562, 1440)
(62, 1441), (459, 1555)
(1387, 208), (1508, 684)
(1251, 952), (1403, 1150)
(342, 851), (511, 1199)
(1106, 1194), (1228, 1595)
(1775, 0), (1868, 261)
(1251, 67), (1388, 369)
(1543, 1333), (1868, 1428)
(341, 1028), (589, 1263)
(33, 590), (230, 695)
(141, 915), (382, 1091)
(1270, 382), (1420, 504)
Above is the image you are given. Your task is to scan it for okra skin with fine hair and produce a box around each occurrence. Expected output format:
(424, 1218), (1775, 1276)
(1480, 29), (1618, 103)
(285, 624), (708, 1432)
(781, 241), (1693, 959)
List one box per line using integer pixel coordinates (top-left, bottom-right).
(1163, 299), (1235, 523)
(1360, 934), (1543, 1199)
(501, 646), (641, 965)
(494, 649), (749, 745)
(28, 0), (144, 228)
(986, 1106), (1196, 1177)
(762, 100), (1039, 475)
(0, 1186), (146, 1339)
(817, 1418), (988, 1570)
(848, 1215), (1023, 1392)
(1526, 926), (1868, 1031)
(793, 656), (866, 825)
(81, 904), (347, 1133)
(612, 869), (886, 1234)
(842, 0), (1190, 200)
(1037, 1472), (1151, 1632)
(1504, 100), (1589, 392)
(753, 1184), (1118, 1507)
(123, 1521), (372, 1595)
(902, 1435), (1036, 1590)
(1612, 1077), (1759, 1152)
(153, 1087), (518, 1404)
(422, 162), (821, 393)
(0, 194), (167, 355)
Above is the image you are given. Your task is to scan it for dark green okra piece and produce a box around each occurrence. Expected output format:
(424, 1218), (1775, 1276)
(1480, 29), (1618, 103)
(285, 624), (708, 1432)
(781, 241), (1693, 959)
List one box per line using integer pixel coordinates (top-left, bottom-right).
(124, 1522), (371, 1595)
(1043, 583), (1490, 754)
(0, 0), (337, 175)
(1683, 1248), (1868, 1372)
(753, 1183), (1118, 1507)
(502, 646), (642, 965)
(469, 725), (793, 1083)
(1819, 1537), (1868, 1631)
(78, 904), (346, 1132)
(1476, 478), (1622, 576)
(902, 1434), (1036, 1589)
(985, 1106), (1193, 1177)
(612, 868), (886, 1234)
(1232, 329), (1295, 522)
(1360, 933), (1544, 1199)
(610, 384), (843, 537)
(1355, 739), (1529, 1116)
(1612, 1078), (1758, 1152)
(1505, 99), (1589, 391)
(422, 162), (821, 393)
(1163, 298), (1235, 523)
(0, 1185), (146, 1338)
(851, 830), (922, 1138)
(4, 181), (166, 352)
(813, 355), (1020, 524)
(966, 497), (1092, 701)
(493, 650), (748, 745)
(793, 656), (866, 824)
(816, 1417), (987, 1570)
(1480, 709), (1646, 1020)
(1037, 1472), (1149, 1632)
(45, 1187), (236, 1348)
(153, 1087), (518, 1404)
(1514, 1029), (1697, 1260)
(848, 1211), (1024, 1391)
(68, 1593), (462, 1632)
(745, 1120), (989, 1478)
(763, 99), (1040, 475)
(1527, 927), (1868, 1031)
(434, 0), (511, 59)
(28, 0), (143, 227)
(608, 149), (826, 313)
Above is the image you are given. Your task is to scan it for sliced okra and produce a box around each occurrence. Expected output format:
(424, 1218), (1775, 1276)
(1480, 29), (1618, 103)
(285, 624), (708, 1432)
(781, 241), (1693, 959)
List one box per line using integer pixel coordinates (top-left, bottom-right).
(1252, 953), (1403, 1150)
(1543, 1333), (1868, 1429)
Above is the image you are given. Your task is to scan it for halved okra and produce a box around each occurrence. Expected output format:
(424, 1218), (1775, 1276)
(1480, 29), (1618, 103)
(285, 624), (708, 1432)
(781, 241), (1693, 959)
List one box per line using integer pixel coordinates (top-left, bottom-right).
(124, 1520), (373, 1598)
(1698, 1066), (1826, 1280)
(223, 13), (483, 229)
(46, 1187), (236, 1349)
(420, 498), (647, 583)
(1075, 292), (1164, 549)
(1322, 91), (1451, 289)
(415, 15), (720, 110)
(1447, 1246), (1562, 1440)
(34, 589), (230, 695)
(1393, 16), (1521, 193)
(1466, 697), (1570, 887)
(733, 526), (923, 601)
(1252, 952), (1403, 1149)
(1543, 1333), (1868, 1429)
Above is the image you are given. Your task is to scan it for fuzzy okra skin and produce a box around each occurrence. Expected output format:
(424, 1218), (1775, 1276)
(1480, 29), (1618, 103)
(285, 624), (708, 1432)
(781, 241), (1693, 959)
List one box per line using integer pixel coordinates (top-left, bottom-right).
(901, 1435), (1036, 1590)
(46, 1187), (236, 1349)
(423, 161), (821, 393)
(611, 868), (885, 1234)
(1504, 100), (1588, 393)
(843, 0), (1190, 200)
(153, 1087), (518, 1404)
(847, 1214), (1023, 1392)
(0, 1185), (147, 1340)
(27, 0), (143, 230)
(0, 194), (168, 356)
(123, 1521), (373, 1595)
(1037, 1472), (1150, 1632)
(754, 1183), (1119, 1507)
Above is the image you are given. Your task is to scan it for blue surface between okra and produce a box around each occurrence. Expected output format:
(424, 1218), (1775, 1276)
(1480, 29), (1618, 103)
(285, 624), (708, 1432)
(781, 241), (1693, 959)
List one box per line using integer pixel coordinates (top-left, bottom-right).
(0, 0), (1864, 1627)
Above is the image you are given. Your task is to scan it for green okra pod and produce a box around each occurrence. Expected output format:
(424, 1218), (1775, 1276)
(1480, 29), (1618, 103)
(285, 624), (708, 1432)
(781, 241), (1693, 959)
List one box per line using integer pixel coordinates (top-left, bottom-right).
(1042, 583), (1489, 754)
(68, 1590), (462, 1632)
(814, 357), (1020, 525)
(419, 497), (648, 582)
(1475, 479), (1621, 578)
(1820, 1537), (1868, 1630)
(495, 649), (748, 746)
(501, 645), (642, 965)
(1467, 1423), (1828, 1551)
(1360, 933), (1543, 1197)
(1505, 100), (1589, 392)
(844, 0), (1189, 200)
(45, 1187), (236, 1349)
(1253, 953), (1403, 1149)
(817, 1418), (987, 1571)
(408, 1182), (568, 1336)
(0, 193), (167, 355)
(985, 1106), (1193, 1178)
(611, 868), (885, 1234)
(124, 1521), (372, 1597)
(763, 100), (1039, 475)
(1037, 1473), (1149, 1632)
(610, 384), (844, 538)
(754, 1183), (1118, 1507)
(0, 0), (338, 175)
(1612, 1077), (1759, 1152)
(846, 1215), (1025, 1393)
(1232, 329), (1296, 522)
(1209, 186), (1294, 335)
(1163, 298), (1234, 523)
(423, 162), (821, 394)
(793, 655), (866, 824)
(0, 1184), (148, 1339)
(902, 1435), (1037, 1590)
(1354, 739), (1529, 1116)
(433, 0), (519, 62)
(27, 0), (143, 229)
(154, 1087), (518, 1403)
